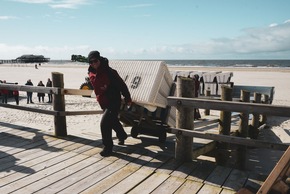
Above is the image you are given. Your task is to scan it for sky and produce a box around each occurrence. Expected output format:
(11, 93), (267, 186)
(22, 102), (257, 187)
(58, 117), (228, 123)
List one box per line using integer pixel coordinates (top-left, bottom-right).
(1, 0), (290, 60)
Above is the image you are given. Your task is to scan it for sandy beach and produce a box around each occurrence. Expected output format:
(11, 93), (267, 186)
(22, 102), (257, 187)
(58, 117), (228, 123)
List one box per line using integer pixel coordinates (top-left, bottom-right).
(0, 62), (290, 145)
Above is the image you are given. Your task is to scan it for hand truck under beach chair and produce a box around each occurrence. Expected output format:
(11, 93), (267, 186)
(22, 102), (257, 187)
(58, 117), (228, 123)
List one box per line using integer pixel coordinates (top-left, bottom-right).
(119, 84), (176, 143)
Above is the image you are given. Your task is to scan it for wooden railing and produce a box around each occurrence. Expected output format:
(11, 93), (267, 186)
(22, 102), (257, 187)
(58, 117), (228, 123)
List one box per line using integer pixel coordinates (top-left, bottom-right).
(1, 73), (289, 167)
(0, 83), (100, 115)
(0, 72), (102, 136)
(167, 77), (289, 171)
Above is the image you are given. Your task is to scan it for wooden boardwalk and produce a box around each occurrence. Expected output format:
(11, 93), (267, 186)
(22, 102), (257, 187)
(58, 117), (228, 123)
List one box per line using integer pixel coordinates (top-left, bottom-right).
(0, 121), (268, 194)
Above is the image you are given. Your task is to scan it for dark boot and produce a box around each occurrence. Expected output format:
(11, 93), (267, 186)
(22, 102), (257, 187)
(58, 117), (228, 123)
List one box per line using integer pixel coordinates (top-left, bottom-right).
(118, 133), (128, 145)
(100, 147), (112, 157)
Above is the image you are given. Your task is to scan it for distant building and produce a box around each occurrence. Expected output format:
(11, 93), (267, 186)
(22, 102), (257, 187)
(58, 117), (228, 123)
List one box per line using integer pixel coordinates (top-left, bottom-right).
(16, 55), (50, 63)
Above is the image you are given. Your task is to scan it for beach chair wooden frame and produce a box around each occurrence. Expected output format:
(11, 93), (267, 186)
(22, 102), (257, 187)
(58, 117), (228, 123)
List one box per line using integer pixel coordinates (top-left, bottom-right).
(257, 146), (290, 194)
(238, 146), (290, 193)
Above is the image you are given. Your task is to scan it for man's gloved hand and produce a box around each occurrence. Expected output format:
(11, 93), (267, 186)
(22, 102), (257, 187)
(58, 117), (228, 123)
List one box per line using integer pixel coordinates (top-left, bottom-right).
(88, 65), (97, 74)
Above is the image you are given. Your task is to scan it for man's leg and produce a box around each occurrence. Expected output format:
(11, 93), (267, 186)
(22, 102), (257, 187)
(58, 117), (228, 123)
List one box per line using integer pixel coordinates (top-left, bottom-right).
(100, 109), (114, 156)
(111, 110), (127, 145)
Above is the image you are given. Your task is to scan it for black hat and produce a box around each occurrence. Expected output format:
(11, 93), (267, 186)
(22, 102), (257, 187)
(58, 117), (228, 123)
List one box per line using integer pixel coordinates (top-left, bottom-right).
(88, 50), (100, 62)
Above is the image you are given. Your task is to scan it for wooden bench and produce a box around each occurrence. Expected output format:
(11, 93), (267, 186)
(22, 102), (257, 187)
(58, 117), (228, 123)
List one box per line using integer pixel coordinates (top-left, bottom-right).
(232, 85), (275, 104)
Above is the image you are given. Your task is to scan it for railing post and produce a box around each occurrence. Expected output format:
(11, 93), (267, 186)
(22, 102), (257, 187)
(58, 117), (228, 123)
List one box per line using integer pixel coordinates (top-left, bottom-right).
(250, 92), (261, 139)
(204, 89), (211, 115)
(261, 94), (269, 124)
(237, 90), (250, 170)
(175, 76), (195, 162)
(216, 85), (232, 165)
(52, 72), (67, 136)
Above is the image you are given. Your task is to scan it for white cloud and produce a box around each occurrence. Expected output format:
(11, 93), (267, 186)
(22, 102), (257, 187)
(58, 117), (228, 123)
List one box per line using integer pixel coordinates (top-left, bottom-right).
(139, 20), (290, 59)
(1, 20), (290, 59)
(11, 0), (53, 3)
(0, 44), (91, 59)
(120, 4), (153, 9)
(269, 23), (278, 27)
(11, 0), (91, 9)
(0, 16), (17, 20)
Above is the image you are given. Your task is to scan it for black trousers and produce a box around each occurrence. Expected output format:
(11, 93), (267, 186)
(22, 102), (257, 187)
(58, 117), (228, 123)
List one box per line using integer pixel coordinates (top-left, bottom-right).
(48, 94), (52, 102)
(14, 95), (19, 105)
(100, 108), (127, 150)
(27, 92), (33, 103)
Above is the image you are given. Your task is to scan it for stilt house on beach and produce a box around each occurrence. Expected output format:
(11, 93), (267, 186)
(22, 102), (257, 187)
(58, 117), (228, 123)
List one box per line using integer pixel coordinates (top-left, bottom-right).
(16, 54), (50, 63)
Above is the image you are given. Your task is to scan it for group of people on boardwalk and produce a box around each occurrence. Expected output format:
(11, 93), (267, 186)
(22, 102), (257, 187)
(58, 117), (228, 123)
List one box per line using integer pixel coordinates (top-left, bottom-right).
(0, 78), (53, 105)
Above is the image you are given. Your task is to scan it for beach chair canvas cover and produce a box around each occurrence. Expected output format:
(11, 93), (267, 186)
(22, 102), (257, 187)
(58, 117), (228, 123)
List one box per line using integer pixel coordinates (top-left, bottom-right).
(108, 61), (173, 112)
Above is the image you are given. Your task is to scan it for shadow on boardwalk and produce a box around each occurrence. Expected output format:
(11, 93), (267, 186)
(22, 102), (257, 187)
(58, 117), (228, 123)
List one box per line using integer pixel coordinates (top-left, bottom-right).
(0, 120), (286, 193)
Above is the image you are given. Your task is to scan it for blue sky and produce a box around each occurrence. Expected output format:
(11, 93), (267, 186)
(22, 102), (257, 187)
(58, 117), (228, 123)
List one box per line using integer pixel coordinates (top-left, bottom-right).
(1, 0), (290, 60)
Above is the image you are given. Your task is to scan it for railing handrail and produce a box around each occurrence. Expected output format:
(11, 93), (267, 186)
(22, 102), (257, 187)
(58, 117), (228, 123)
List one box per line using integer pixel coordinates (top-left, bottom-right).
(0, 83), (97, 116)
(0, 83), (93, 96)
(167, 96), (290, 117)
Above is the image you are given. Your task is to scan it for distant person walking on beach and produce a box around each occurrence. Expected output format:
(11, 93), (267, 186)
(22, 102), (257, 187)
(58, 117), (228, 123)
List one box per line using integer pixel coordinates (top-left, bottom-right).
(25, 79), (34, 104)
(1, 80), (9, 104)
(13, 83), (19, 105)
(46, 78), (53, 103)
(88, 50), (132, 157)
(37, 81), (45, 103)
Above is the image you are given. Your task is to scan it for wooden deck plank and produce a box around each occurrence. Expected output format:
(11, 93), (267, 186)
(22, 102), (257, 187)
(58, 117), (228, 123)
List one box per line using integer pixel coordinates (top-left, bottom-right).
(81, 149), (148, 194)
(0, 127), (33, 140)
(128, 172), (170, 194)
(0, 136), (60, 165)
(0, 148), (69, 179)
(101, 152), (173, 194)
(174, 179), (203, 193)
(0, 134), (58, 157)
(204, 165), (232, 187)
(105, 168), (154, 194)
(58, 151), (139, 194)
(197, 184), (222, 194)
(62, 138), (96, 152)
(242, 173), (264, 192)
(83, 165), (141, 194)
(220, 188), (237, 194)
(28, 156), (110, 193)
(0, 153), (89, 193)
(223, 169), (248, 191)
(0, 136), (90, 180)
(0, 123), (273, 193)
(0, 138), (65, 173)
(151, 175), (186, 193)
(170, 161), (199, 178)
(0, 129), (46, 151)
(102, 151), (160, 194)
(35, 148), (131, 193)
(0, 151), (79, 188)
(155, 157), (183, 175)
(0, 122), (31, 133)
(187, 160), (216, 182)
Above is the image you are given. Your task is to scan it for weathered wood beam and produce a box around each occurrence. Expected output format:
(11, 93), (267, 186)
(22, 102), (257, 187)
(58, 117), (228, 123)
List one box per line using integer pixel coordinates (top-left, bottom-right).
(62, 88), (93, 96)
(192, 141), (216, 159)
(0, 83), (93, 96)
(167, 127), (289, 151)
(168, 97), (290, 117)
(0, 103), (57, 115)
(0, 83), (60, 94)
(63, 110), (103, 116)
